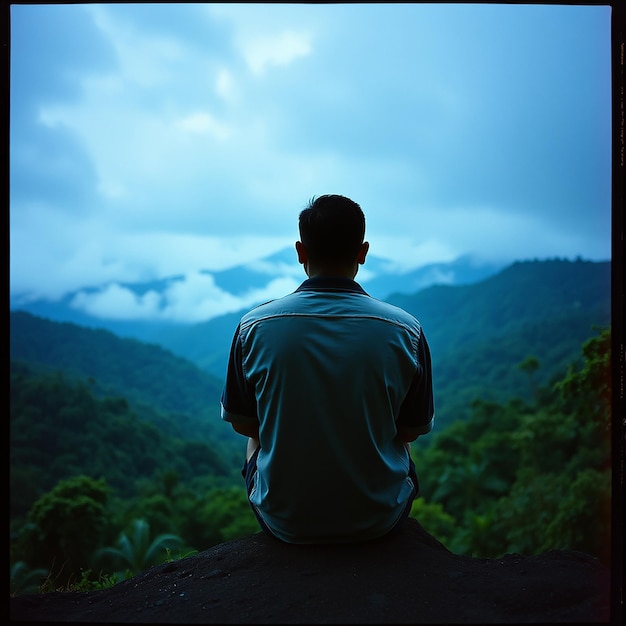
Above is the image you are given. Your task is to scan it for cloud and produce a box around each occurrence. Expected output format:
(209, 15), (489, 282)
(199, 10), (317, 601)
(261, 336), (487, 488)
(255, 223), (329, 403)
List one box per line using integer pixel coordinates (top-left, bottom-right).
(215, 68), (237, 101)
(369, 204), (610, 271)
(10, 120), (100, 210)
(69, 272), (301, 323)
(70, 284), (162, 320)
(9, 2), (612, 318)
(241, 30), (312, 76)
(247, 259), (304, 279)
(174, 112), (232, 140)
(9, 211), (296, 306)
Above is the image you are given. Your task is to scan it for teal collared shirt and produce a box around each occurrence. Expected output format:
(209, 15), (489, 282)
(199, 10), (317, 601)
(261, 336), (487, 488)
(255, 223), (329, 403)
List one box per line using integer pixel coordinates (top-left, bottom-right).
(221, 276), (434, 543)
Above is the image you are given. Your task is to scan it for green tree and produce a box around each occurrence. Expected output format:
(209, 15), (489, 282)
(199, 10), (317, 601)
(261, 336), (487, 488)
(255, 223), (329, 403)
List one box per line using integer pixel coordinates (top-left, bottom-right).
(10, 561), (48, 595)
(22, 476), (111, 585)
(449, 509), (500, 557)
(492, 328), (611, 562)
(554, 326), (611, 450)
(123, 493), (178, 537)
(183, 487), (259, 549)
(518, 355), (540, 403)
(95, 519), (185, 577)
(408, 497), (457, 548)
(158, 468), (181, 499)
(430, 459), (489, 514)
(414, 327), (611, 561)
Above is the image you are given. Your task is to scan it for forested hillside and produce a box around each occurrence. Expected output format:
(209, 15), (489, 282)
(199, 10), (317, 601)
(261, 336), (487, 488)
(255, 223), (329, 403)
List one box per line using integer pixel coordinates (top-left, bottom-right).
(10, 361), (240, 518)
(9, 258), (613, 594)
(146, 258), (611, 429)
(10, 327), (612, 595)
(10, 311), (233, 444)
(10, 311), (246, 541)
(388, 258), (611, 426)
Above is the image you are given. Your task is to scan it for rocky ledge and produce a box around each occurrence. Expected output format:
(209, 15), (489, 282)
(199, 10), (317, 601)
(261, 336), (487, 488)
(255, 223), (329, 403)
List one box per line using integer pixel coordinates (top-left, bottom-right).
(10, 518), (613, 624)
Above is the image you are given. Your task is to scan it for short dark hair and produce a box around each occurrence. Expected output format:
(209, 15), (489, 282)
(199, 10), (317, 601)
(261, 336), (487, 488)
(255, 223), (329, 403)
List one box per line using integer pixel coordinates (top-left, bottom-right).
(298, 195), (365, 266)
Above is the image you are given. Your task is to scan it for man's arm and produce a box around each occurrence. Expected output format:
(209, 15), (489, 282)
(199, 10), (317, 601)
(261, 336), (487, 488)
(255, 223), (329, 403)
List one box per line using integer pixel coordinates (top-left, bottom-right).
(230, 420), (259, 439)
(395, 331), (435, 444)
(221, 324), (260, 440)
(396, 426), (422, 443)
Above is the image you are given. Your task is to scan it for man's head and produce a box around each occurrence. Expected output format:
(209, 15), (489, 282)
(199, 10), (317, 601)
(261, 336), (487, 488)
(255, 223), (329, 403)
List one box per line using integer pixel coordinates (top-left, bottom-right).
(296, 194), (369, 278)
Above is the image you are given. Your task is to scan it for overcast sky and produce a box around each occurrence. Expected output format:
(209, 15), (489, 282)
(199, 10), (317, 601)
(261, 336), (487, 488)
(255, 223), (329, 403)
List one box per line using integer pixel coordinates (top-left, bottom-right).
(9, 2), (613, 322)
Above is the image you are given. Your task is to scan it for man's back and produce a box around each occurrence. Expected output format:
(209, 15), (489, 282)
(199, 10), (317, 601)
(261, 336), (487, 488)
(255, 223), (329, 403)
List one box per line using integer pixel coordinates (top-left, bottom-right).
(225, 276), (433, 543)
(221, 194), (434, 544)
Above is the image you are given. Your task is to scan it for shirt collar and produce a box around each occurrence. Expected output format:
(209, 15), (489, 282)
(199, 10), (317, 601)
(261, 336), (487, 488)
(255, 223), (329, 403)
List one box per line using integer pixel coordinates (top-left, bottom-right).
(295, 276), (369, 295)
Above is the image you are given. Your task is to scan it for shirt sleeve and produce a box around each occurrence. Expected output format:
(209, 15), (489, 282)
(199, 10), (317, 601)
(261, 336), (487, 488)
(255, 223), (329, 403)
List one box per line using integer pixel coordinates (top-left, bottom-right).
(396, 330), (435, 436)
(220, 324), (259, 426)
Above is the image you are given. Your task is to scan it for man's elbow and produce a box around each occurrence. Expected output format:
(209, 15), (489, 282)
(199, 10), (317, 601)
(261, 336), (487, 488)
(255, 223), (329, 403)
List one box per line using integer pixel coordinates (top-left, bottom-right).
(231, 422), (259, 438)
(397, 417), (434, 443)
(397, 431), (420, 443)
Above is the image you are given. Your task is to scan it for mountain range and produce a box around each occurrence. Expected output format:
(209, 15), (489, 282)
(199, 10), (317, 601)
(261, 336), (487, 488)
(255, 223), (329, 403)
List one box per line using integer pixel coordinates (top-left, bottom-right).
(11, 249), (507, 342)
(9, 257), (613, 599)
(11, 257), (611, 434)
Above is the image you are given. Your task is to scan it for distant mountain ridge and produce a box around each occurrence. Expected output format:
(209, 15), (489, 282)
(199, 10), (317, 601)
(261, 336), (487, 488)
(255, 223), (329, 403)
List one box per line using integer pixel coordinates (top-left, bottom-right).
(387, 258), (611, 357)
(11, 258), (611, 433)
(146, 258), (611, 380)
(9, 260), (613, 603)
(10, 250), (506, 341)
(209, 248), (506, 299)
(387, 259), (610, 421)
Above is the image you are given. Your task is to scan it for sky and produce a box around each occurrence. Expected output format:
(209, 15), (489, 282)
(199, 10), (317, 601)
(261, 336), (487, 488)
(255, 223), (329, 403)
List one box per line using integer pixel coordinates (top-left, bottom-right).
(9, 2), (614, 323)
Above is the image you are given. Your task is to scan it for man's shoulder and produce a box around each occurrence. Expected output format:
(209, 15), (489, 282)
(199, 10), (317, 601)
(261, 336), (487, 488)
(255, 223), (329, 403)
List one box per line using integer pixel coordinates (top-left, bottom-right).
(238, 288), (422, 336)
(362, 295), (422, 328)
(239, 292), (297, 325)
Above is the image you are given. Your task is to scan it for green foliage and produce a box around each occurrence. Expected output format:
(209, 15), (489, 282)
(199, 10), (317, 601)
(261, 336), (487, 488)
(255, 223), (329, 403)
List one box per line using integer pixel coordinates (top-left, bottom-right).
(518, 355), (540, 402)
(18, 476), (111, 586)
(27, 567), (120, 594)
(69, 570), (119, 592)
(408, 497), (457, 547)
(390, 259), (610, 428)
(121, 493), (178, 538)
(416, 326), (611, 562)
(9, 311), (226, 439)
(554, 326), (611, 437)
(10, 561), (48, 595)
(95, 519), (185, 576)
(40, 569), (119, 593)
(10, 363), (239, 517)
(8, 265), (613, 588)
(487, 466), (612, 564)
(181, 486), (260, 549)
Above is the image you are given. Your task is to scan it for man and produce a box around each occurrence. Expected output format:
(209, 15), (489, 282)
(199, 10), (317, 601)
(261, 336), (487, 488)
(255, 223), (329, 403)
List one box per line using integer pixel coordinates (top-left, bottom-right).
(220, 194), (434, 544)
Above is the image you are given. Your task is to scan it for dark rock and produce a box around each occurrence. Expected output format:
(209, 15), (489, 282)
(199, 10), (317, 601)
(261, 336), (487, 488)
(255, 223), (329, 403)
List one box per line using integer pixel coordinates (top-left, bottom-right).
(9, 519), (613, 624)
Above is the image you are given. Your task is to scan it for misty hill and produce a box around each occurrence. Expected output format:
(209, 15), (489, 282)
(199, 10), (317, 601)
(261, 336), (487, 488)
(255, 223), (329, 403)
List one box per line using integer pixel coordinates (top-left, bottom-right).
(9, 294), (612, 603)
(145, 258), (610, 428)
(10, 259), (610, 435)
(9, 311), (235, 447)
(211, 248), (506, 299)
(10, 250), (505, 343)
(386, 258), (611, 425)
(10, 314), (246, 519)
(10, 360), (240, 519)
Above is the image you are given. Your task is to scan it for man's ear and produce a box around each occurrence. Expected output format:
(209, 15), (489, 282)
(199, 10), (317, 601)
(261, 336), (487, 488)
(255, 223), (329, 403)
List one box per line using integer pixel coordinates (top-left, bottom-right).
(295, 241), (308, 265)
(356, 241), (370, 265)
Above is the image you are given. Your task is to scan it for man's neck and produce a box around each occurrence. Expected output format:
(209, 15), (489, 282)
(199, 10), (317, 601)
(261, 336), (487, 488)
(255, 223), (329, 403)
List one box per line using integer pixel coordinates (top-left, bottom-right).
(306, 265), (358, 280)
